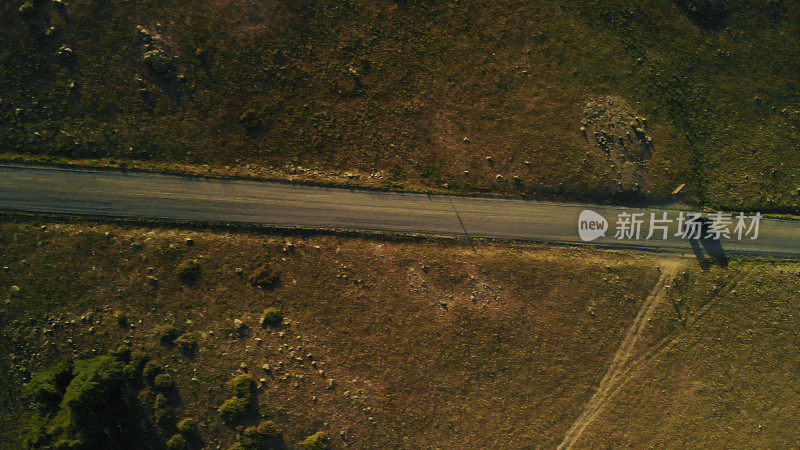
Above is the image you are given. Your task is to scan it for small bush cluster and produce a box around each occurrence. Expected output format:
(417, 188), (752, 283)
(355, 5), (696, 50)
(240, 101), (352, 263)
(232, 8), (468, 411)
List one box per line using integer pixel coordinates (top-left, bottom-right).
(238, 420), (282, 449)
(21, 347), (159, 448)
(218, 374), (254, 424)
(175, 259), (201, 284)
(175, 332), (199, 355)
(153, 373), (175, 391)
(154, 324), (181, 345)
(300, 431), (330, 450)
(259, 307), (283, 327)
(248, 264), (280, 290)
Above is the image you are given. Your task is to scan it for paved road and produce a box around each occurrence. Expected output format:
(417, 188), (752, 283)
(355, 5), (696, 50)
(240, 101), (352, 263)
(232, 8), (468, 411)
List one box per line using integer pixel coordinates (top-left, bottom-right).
(0, 164), (798, 257)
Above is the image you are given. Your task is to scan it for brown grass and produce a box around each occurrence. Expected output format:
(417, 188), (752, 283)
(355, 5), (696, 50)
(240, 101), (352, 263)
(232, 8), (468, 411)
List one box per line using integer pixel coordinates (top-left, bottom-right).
(0, 218), (660, 448)
(574, 260), (800, 447)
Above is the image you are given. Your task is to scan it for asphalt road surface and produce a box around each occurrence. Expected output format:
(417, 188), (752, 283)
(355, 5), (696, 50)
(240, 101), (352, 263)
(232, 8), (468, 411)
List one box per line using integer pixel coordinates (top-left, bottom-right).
(1, 164), (799, 257)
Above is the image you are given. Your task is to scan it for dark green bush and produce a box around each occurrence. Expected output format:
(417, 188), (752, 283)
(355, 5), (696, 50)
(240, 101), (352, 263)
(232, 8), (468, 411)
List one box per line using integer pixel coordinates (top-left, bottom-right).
(126, 351), (149, 380)
(154, 405), (175, 429)
(239, 420), (282, 449)
(22, 351), (182, 448)
(23, 358), (74, 414)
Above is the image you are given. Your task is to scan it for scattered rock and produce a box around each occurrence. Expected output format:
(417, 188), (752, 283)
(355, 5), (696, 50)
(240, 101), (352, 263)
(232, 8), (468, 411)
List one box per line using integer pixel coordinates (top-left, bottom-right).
(56, 45), (75, 62)
(233, 319), (249, 337)
(135, 25), (153, 44)
(18, 1), (35, 17)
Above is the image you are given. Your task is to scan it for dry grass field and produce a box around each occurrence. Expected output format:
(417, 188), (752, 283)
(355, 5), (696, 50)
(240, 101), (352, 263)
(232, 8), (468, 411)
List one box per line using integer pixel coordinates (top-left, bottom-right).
(4, 0), (800, 211)
(0, 218), (660, 448)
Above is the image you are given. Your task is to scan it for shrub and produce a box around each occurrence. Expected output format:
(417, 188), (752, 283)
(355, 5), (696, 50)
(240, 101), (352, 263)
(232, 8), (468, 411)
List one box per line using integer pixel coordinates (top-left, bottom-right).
(22, 351), (191, 448)
(228, 373), (254, 399)
(126, 350), (149, 379)
(240, 420), (282, 448)
(153, 373), (175, 391)
(155, 393), (169, 409)
(108, 345), (131, 363)
(166, 433), (188, 449)
(248, 264), (279, 289)
(23, 358), (74, 414)
(674, 0), (730, 30)
(259, 308), (283, 327)
(239, 108), (263, 132)
(300, 431), (329, 450)
(154, 324), (180, 345)
(115, 311), (130, 328)
(175, 332), (199, 354)
(218, 396), (249, 423)
(175, 259), (201, 284)
(143, 361), (164, 379)
(154, 406), (176, 429)
(177, 417), (199, 435)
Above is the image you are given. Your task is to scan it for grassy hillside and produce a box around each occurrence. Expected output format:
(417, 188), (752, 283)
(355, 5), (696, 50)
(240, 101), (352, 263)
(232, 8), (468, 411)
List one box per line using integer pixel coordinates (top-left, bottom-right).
(0, 218), (659, 448)
(577, 259), (800, 447)
(3, 0), (800, 211)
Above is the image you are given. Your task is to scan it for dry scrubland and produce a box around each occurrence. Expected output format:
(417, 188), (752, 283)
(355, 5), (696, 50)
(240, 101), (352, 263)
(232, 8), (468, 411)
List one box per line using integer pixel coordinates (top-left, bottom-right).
(3, 0), (800, 211)
(0, 218), (660, 447)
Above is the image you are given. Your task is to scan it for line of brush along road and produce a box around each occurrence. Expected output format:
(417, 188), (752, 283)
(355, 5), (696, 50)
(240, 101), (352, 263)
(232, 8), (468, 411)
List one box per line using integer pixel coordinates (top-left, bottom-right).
(0, 164), (798, 257)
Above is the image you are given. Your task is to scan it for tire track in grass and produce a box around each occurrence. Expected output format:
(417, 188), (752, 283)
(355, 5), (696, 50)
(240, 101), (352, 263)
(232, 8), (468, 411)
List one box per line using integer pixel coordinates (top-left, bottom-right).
(558, 262), (755, 449)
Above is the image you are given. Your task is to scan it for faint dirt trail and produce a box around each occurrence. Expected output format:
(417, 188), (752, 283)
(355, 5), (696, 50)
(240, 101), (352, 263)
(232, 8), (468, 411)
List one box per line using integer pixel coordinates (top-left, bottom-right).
(558, 261), (756, 449)
(557, 259), (684, 449)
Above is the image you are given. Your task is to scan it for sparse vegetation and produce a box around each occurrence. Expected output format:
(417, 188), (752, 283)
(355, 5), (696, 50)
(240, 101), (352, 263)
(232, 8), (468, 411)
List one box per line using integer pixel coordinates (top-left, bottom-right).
(259, 308), (283, 327)
(153, 373), (175, 391)
(175, 259), (201, 284)
(176, 417), (198, 435)
(217, 396), (249, 424)
(20, 349), (171, 448)
(166, 433), (188, 449)
(154, 324), (181, 345)
(300, 431), (329, 450)
(3, 0), (800, 211)
(238, 420), (282, 449)
(248, 264), (279, 290)
(175, 332), (198, 355)
(3, 219), (752, 448)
